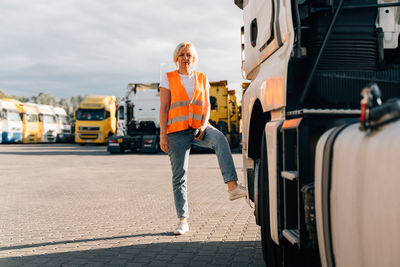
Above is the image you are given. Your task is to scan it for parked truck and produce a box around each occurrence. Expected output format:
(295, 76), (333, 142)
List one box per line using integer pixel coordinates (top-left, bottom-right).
(36, 104), (58, 143)
(235, 0), (400, 266)
(74, 95), (117, 144)
(209, 80), (240, 148)
(107, 83), (160, 153)
(53, 107), (71, 143)
(0, 99), (23, 143)
(22, 103), (40, 143)
(8, 99), (40, 144)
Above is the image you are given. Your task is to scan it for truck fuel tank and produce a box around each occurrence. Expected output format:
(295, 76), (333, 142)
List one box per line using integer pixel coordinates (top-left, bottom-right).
(315, 119), (400, 267)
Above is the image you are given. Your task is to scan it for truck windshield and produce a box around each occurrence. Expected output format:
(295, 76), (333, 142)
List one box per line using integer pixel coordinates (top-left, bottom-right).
(118, 106), (124, 120)
(58, 115), (69, 125)
(6, 110), (21, 121)
(42, 114), (56, 123)
(25, 113), (38, 122)
(76, 109), (105, 121)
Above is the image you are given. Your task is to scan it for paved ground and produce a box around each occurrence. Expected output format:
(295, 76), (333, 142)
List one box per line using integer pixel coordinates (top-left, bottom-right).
(0, 144), (264, 267)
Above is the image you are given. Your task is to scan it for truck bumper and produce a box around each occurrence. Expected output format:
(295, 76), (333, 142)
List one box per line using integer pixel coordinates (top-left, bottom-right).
(2, 132), (22, 143)
(108, 135), (159, 153)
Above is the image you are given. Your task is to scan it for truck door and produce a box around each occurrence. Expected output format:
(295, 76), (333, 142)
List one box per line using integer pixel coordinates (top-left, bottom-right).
(116, 104), (127, 136)
(241, 0), (291, 79)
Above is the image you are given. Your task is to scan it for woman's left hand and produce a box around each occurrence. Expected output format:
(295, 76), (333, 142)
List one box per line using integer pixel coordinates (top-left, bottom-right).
(195, 125), (207, 140)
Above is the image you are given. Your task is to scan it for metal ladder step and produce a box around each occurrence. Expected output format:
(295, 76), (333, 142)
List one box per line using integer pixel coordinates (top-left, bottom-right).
(281, 170), (298, 181)
(282, 229), (299, 245)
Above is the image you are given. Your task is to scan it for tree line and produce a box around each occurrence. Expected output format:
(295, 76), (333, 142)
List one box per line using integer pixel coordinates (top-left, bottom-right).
(0, 89), (84, 121)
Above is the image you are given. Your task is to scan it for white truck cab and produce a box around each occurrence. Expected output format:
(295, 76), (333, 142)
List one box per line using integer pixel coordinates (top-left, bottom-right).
(36, 104), (57, 143)
(235, 0), (400, 266)
(52, 107), (71, 142)
(0, 99), (23, 143)
(108, 83), (160, 154)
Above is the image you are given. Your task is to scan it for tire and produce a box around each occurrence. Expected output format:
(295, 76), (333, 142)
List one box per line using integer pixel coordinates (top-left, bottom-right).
(257, 129), (283, 266)
(217, 121), (230, 147)
(154, 137), (160, 153)
(217, 121), (228, 136)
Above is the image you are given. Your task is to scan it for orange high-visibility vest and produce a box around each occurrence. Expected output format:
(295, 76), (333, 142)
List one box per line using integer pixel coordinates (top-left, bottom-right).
(166, 70), (206, 134)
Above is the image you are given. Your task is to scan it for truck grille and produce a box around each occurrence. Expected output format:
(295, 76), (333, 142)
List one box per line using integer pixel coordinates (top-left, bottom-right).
(79, 126), (100, 131)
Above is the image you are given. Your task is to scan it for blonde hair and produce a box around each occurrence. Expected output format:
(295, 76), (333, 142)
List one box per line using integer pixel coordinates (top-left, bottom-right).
(173, 42), (198, 66)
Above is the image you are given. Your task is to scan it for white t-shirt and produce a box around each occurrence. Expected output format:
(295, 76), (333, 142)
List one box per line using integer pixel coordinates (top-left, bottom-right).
(160, 71), (210, 100)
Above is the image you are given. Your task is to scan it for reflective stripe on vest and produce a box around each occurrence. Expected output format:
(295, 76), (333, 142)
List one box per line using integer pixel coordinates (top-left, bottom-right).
(166, 70), (206, 134)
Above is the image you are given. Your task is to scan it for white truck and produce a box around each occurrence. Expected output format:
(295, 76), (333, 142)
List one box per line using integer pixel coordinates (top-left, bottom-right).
(52, 107), (72, 143)
(234, 0), (400, 266)
(0, 99), (23, 143)
(36, 104), (58, 143)
(107, 83), (160, 153)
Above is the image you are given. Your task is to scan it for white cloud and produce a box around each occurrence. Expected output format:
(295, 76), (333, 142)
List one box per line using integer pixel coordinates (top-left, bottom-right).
(0, 0), (244, 98)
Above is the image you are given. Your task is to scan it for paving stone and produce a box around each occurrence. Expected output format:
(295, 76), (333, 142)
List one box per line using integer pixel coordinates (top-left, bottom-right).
(0, 144), (265, 267)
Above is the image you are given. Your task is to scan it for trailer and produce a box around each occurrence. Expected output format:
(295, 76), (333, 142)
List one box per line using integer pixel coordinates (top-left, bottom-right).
(107, 83), (160, 154)
(234, 0), (400, 266)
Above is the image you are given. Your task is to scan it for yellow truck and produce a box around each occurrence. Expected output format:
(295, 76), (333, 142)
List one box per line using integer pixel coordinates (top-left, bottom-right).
(74, 95), (116, 144)
(22, 104), (40, 143)
(3, 99), (40, 143)
(209, 80), (240, 148)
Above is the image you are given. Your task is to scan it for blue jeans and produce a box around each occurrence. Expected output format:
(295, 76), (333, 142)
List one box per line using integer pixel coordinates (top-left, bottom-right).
(168, 125), (238, 218)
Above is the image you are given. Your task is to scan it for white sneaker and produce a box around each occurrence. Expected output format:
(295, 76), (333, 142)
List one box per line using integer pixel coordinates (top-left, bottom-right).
(173, 221), (189, 235)
(228, 183), (247, 200)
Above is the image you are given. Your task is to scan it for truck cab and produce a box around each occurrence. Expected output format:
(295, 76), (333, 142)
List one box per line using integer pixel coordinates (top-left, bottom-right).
(8, 99), (40, 144)
(209, 80), (240, 148)
(75, 95), (116, 144)
(0, 99), (23, 143)
(108, 83), (160, 153)
(52, 107), (71, 142)
(235, 0), (400, 266)
(36, 104), (57, 143)
(22, 103), (40, 143)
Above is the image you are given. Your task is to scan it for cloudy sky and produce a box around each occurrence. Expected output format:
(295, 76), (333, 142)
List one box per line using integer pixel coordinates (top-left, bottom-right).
(0, 0), (244, 98)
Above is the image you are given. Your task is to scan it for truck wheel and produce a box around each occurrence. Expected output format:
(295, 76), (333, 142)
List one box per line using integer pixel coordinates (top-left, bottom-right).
(217, 121), (228, 136)
(257, 129), (283, 266)
(154, 138), (160, 153)
(217, 121), (230, 146)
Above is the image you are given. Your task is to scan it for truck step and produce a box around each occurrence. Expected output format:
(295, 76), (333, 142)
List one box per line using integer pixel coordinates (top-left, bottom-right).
(282, 229), (299, 245)
(281, 170), (298, 181)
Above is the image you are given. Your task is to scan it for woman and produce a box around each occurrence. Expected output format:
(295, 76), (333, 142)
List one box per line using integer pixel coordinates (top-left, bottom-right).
(159, 42), (246, 235)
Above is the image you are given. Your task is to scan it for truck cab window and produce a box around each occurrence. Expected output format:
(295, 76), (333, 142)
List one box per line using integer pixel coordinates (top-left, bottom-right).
(210, 96), (217, 110)
(118, 106), (124, 120)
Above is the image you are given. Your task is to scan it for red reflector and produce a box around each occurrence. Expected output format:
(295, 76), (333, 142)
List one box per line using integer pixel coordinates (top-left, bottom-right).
(110, 139), (117, 143)
(144, 139), (153, 144)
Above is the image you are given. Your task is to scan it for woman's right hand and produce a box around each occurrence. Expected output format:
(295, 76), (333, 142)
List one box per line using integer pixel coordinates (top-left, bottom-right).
(160, 133), (169, 153)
